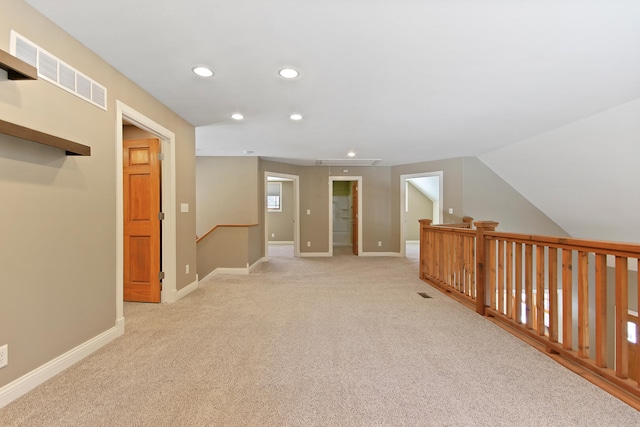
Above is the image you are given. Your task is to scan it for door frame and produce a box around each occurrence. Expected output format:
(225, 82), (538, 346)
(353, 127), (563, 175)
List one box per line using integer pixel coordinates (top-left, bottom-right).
(329, 176), (362, 256)
(399, 171), (443, 257)
(264, 171), (300, 258)
(116, 101), (177, 326)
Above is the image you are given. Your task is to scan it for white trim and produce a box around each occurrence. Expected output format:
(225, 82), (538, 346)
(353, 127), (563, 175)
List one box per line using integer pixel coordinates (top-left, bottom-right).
(329, 176), (363, 256)
(249, 257), (266, 272)
(399, 171), (443, 257)
(268, 241), (294, 245)
(116, 101), (177, 313)
(299, 252), (332, 257)
(0, 325), (122, 409)
(264, 172), (300, 258)
(361, 252), (403, 257)
(166, 279), (200, 303)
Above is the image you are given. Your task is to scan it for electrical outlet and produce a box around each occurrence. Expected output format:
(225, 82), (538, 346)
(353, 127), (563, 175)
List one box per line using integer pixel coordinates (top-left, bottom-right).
(449, 208), (454, 214)
(378, 241), (382, 247)
(0, 344), (8, 368)
(271, 233), (275, 238)
(307, 241), (311, 247)
(185, 264), (190, 274)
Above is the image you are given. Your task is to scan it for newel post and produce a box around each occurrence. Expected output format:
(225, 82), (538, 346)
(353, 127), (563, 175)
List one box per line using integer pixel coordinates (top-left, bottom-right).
(474, 221), (499, 316)
(418, 219), (433, 279)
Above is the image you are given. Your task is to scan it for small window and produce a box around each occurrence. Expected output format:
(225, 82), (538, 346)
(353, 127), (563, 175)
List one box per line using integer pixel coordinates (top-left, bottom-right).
(267, 182), (282, 212)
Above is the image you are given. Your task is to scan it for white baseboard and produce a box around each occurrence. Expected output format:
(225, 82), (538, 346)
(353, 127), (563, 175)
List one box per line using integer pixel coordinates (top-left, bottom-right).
(0, 323), (123, 409)
(361, 252), (403, 257)
(248, 257), (266, 272)
(174, 279), (199, 301)
(299, 252), (331, 257)
(406, 240), (419, 244)
(268, 241), (294, 245)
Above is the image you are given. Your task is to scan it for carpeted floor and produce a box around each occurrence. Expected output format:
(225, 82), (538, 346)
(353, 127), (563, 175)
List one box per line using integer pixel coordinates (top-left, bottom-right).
(1, 251), (639, 426)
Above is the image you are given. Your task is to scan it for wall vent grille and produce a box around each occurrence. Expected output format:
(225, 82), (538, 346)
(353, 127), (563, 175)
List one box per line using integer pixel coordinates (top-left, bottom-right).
(10, 30), (107, 111)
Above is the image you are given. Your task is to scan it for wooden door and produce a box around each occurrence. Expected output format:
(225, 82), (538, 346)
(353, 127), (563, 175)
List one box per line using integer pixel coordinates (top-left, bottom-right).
(123, 138), (161, 303)
(352, 182), (358, 255)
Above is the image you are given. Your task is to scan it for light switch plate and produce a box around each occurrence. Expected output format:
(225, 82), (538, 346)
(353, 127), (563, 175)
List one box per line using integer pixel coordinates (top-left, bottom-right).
(181, 203), (189, 213)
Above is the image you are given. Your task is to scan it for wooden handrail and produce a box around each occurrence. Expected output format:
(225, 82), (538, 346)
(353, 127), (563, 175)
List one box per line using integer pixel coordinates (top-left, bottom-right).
(419, 219), (640, 408)
(196, 223), (258, 243)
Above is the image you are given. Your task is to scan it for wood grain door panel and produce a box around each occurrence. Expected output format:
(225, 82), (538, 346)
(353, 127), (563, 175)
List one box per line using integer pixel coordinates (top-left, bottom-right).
(123, 138), (161, 303)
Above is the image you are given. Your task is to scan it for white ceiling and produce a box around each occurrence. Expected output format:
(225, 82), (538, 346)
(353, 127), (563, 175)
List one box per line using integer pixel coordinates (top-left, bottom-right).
(25, 0), (640, 166)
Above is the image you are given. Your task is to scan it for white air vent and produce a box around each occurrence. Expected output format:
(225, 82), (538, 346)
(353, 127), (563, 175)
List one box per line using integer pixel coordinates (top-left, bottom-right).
(316, 159), (382, 166)
(10, 30), (107, 111)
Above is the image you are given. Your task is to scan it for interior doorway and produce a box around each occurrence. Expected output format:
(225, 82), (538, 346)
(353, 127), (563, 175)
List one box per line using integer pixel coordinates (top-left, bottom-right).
(265, 172), (300, 258)
(329, 176), (362, 256)
(116, 101), (177, 327)
(400, 171), (443, 258)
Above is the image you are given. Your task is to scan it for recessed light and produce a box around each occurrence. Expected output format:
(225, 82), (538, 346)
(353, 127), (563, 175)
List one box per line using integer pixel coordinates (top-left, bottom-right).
(243, 150), (254, 155)
(231, 113), (245, 120)
(192, 66), (214, 77)
(347, 151), (356, 157)
(290, 113), (303, 121)
(279, 68), (299, 79)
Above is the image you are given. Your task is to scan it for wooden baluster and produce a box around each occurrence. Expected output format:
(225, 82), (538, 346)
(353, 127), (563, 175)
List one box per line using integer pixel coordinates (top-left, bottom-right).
(469, 235), (475, 298)
(548, 248), (558, 343)
(536, 245), (545, 335)
(577, 251), (589, 358)
(498, 239), (505, 315)
(516, 243), (523, 324)
(506, 242), (513, 320)
(474, 221), (499, 316)
(455, 234), (461, 291)
(595, 253), (607, 368)
(562, 249), (573, 351)
(525, 244), (533, 329)
(462, 236), (468, 295)
(615, 256), (628, 379)
(490, 238), (497, 310)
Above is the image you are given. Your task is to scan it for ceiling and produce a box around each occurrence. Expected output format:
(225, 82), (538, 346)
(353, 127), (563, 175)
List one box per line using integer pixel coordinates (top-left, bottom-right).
(25, 1), (640, 166)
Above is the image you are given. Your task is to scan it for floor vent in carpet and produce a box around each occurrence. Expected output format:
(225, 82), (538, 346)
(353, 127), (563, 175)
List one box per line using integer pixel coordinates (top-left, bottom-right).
(417, 292), (432, 299)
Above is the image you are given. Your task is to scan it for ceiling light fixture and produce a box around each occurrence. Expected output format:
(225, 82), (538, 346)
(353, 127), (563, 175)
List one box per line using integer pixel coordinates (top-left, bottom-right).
(347, 151), (356, 157)
(231, 113), (245, 120)
(290, 113), (303, 121)
(192, 66), (214, 77)
(279, 68), (299, 79)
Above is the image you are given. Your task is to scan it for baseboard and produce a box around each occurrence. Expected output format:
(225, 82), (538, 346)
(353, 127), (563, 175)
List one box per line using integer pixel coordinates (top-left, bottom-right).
(248, 257), (266, 272)
(299, 252), (331, 257)
(268, 241), (294, 245)
(406, 240), (419, 244)
(360, 251), (403, 257)
(0, 323), (123, 409)
(173, 279), (199, 302)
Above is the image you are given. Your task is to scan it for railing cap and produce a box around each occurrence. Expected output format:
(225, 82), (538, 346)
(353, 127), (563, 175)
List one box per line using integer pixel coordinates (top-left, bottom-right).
(473, 220), (499, 230)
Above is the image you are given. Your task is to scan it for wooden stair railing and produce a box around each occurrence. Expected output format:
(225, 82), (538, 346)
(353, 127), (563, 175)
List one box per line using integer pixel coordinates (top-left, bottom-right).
(196, 223), (259, 243)
(419, 219), (640, 409)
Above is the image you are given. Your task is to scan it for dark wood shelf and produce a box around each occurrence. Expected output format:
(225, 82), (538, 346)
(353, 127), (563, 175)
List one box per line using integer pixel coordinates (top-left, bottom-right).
(0, 119), (91, 156)
(0, 49), (37, 80)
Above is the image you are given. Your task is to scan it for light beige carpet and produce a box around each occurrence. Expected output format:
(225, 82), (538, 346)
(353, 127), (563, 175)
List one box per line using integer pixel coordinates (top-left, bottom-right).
(1, 252), (639, 426)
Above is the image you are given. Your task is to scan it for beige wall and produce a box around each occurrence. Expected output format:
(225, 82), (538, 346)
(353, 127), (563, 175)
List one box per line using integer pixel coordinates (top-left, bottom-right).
(196, 156), (259, 237)
(406, 183), (433, 241)
(0, 0), (196, 390)
(267, 180), (294, 242)
(462, 157), (567, 236)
